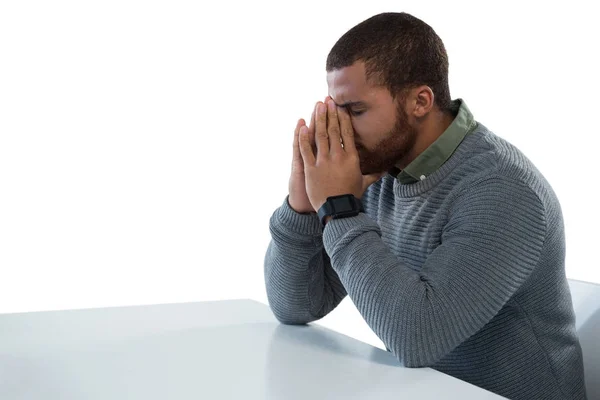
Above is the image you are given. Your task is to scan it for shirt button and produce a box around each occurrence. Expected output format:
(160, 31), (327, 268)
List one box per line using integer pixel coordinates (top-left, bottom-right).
(420, 175), (426, 181)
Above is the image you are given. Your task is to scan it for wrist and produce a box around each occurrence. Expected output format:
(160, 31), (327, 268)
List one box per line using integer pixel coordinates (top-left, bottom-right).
(317, 194), (364, 226)
(287, 196), (314, 215)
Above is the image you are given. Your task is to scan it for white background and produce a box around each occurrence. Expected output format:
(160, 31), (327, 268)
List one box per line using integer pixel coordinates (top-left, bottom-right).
(1, 1), (598, 350)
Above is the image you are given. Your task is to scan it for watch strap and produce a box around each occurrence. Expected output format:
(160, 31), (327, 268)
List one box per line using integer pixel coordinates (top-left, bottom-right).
(317, 194), (364, 226)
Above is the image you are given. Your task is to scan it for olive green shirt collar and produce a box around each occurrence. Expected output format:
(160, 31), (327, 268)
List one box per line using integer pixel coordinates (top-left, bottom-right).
(391, 99), (477, 184)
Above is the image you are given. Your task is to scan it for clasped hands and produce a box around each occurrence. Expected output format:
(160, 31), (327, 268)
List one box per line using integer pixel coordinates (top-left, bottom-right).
(293, 97), (385, 213)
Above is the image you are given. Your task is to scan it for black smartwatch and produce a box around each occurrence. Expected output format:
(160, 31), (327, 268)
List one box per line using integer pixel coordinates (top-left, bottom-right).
(317, 194), (364, 226)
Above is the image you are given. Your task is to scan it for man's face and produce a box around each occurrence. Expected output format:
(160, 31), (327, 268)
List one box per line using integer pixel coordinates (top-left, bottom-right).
(326, 61), (418, 175)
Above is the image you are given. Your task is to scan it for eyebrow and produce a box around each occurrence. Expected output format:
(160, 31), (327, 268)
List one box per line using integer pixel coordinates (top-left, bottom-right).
(333, 100), (366, 108)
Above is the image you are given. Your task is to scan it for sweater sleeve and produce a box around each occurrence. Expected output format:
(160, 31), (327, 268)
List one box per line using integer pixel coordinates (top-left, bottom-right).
(264, 196), (348, 324)
(321, 176), (547, 367)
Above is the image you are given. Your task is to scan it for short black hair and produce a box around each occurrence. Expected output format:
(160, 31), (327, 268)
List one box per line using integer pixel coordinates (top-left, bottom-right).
(326, 12), (451, 112)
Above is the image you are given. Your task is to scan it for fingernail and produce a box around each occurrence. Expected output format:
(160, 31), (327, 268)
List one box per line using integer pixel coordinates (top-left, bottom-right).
(319, 103), (326, 113)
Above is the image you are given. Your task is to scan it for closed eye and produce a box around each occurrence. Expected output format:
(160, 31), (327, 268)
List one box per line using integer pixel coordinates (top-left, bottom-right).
(349, 109), (364, 116)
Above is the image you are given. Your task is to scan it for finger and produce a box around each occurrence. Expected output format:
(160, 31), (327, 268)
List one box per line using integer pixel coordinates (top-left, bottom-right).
(298, 125), (316, 166)
(308, 99), (329, 154)
(315, 102), (329, 156)
(338, 106), (357, 154)
(292, 118), (305, 169)
(308, 104), (317, 155)
(326, 100), (343, 155)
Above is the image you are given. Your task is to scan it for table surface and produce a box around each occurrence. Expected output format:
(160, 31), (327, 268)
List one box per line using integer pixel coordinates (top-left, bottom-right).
(0, 299), (506, 399)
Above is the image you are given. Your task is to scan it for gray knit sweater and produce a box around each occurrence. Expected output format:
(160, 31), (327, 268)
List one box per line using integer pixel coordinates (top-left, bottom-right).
(264, 124), (587, 400)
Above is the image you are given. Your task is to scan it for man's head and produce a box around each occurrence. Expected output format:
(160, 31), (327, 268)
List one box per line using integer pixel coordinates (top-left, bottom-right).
(326, 12), (451, 175)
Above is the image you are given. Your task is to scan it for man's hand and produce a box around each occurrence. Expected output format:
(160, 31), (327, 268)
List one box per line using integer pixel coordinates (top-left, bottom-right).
(288, 97), (332, 213)
(299, 99), (385, 212)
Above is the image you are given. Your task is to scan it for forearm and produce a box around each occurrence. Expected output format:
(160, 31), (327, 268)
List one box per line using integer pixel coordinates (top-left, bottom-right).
(321, 185), (545, 367)
(264, 197), (347, 324)
(324, 225), (446, 366)
(322, 219), (430, 365)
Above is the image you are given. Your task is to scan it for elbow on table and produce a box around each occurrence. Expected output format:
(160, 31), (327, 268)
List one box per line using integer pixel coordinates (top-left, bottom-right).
(274, 315), (310, 325)
(268, 304), (314, 325)
(387, 340), (447, 368)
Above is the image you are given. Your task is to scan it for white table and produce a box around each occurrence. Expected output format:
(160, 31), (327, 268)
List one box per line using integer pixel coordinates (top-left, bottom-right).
(0, 299), (506, 399)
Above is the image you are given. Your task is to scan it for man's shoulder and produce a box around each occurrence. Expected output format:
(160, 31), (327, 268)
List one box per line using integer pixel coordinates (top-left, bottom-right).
(460, 125), (533, 179)
(453, 126), (561, 214)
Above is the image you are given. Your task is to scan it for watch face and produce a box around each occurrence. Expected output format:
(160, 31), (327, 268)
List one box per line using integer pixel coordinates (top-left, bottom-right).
(331, 196), (354, 213)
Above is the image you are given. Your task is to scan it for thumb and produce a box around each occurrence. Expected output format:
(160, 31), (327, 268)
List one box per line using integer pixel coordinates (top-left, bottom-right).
(362, 172), (386, 190)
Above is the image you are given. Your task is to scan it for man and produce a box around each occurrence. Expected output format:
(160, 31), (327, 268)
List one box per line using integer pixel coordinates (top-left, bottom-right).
(264, 12), (587, 400)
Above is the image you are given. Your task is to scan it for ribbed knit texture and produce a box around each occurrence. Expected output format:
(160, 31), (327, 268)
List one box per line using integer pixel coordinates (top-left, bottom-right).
(264, 124), (587, 400)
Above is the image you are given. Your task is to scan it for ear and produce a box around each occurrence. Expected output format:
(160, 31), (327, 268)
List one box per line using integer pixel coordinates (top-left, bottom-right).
(410, 85), (435, 118)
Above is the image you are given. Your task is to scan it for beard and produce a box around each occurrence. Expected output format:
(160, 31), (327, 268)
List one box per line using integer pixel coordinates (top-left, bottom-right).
(356, 104), (418, 175)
